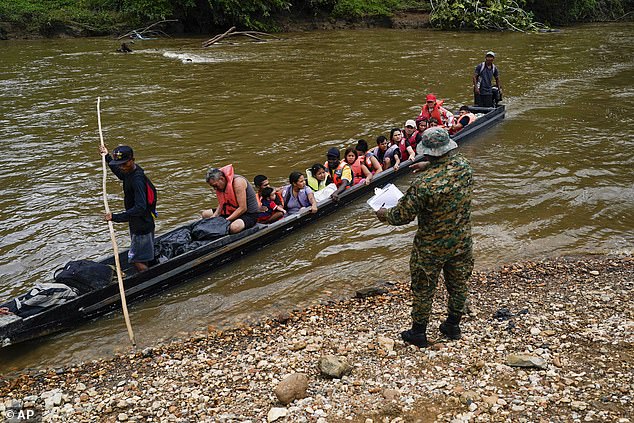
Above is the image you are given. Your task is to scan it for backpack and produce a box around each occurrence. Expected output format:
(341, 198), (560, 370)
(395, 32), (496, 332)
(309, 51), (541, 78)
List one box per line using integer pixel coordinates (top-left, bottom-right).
(145, 176), (158, 218)
(476, 62), (497, 79)
(53, 260), (115, 295)
(1, 283), (78, 318)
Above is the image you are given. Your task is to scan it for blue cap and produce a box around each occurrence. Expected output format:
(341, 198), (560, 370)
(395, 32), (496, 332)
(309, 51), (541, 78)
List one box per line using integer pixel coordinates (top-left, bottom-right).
(110, 145), (134, 165)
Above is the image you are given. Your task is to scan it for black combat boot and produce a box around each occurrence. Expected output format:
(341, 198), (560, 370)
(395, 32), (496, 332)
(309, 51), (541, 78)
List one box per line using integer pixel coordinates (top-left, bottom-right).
(401, 322), (428, 348)
(439, 313), (462, 340)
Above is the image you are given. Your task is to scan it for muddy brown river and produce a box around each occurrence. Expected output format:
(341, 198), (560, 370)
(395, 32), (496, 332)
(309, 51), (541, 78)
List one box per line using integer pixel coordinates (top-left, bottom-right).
(0, 23), (632, 372)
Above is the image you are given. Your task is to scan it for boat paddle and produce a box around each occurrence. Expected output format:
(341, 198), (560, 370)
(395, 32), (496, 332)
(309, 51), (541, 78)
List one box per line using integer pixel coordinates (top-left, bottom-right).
(97, 97), (136, 348)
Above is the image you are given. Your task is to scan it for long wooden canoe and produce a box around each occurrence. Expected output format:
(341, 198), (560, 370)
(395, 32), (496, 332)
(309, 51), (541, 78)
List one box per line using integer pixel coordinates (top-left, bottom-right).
(0, 105), (505, 348)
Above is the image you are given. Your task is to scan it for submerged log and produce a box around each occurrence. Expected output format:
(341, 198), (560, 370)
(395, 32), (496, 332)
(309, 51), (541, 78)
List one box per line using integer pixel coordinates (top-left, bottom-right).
(202, 26), (236, 47)
(117, 19), (178, 40)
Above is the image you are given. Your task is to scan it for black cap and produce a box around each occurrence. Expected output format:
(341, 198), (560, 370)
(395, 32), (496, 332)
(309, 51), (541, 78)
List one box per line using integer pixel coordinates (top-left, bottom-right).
(326, 147), (340, 158)
(110, 145), (134, 165)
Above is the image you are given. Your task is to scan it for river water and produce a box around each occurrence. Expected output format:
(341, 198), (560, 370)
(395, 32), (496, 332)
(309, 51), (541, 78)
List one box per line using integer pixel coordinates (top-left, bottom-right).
(0, 23), (632, 372)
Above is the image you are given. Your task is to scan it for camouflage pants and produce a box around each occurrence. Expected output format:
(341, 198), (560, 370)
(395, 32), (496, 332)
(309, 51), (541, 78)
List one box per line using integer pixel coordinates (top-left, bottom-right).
(409, 249), (474, 326)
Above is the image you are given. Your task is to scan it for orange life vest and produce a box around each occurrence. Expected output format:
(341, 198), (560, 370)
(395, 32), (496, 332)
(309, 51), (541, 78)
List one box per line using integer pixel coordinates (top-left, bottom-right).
(450, 112), (477, 135)
(461, 112), (476, 126)
(215, 164), (239, 217)
(324, 160), (352, 188)
(350, 157), (365, 185)
(364, 152), (383, 174)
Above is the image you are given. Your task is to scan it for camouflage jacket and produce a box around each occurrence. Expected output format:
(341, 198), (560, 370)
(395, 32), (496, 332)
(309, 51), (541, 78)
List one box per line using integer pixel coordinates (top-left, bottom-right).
(385, 152), (473, 258)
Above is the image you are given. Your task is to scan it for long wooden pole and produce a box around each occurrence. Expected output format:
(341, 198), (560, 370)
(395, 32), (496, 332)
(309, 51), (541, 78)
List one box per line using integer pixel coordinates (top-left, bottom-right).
(97, 97), (136, 347)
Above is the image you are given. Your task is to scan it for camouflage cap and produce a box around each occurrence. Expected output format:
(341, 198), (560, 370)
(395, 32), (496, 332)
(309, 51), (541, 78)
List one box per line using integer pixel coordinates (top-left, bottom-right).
(416, 127), (458, 157)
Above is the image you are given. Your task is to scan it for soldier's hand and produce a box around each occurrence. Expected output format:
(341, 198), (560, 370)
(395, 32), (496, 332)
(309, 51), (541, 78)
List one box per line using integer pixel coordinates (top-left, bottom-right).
(376, 207), (388, 222)
(411, 161), (431, 173)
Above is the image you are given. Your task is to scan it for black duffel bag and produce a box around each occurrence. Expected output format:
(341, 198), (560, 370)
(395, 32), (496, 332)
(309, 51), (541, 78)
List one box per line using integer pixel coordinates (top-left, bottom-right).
(53, 260), (115, 294)
(190, 217), (230, 241)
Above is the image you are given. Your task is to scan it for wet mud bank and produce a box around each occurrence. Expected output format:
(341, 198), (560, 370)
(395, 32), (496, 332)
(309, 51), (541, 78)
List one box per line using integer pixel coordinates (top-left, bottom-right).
(1, 254), (632, 421)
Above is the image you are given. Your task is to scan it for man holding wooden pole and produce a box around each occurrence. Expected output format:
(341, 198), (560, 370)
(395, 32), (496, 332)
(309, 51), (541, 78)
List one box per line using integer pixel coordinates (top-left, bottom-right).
(99, 144), (157, 272)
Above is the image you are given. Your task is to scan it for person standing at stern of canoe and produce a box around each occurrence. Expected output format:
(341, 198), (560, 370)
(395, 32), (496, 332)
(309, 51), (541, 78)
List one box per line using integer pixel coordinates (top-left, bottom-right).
(202, 165), (260, 234)
(99, 145), (157, 273)
(375, 127), (474, 348)
(473, 51), (502, 107)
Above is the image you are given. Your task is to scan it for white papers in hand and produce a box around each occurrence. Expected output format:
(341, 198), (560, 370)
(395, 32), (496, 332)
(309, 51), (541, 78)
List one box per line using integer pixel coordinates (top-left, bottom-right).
(366, 183), (404, 211)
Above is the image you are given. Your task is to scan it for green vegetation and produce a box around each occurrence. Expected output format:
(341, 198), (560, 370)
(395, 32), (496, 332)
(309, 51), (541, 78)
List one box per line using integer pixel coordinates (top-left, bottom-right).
(0, 0), (124, 35)
(428, 0), (545, 31)
(526, 0), (634, 25)
(427, 0), (633, 31)
(0, 0), (631, 37)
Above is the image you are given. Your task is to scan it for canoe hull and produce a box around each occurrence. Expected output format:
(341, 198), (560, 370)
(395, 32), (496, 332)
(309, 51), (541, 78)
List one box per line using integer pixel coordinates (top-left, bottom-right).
(0, 105), (505, 348)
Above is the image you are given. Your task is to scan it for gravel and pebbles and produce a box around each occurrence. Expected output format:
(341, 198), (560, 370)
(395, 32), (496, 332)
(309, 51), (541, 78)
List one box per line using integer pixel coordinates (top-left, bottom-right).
(1, 254), (632, 422)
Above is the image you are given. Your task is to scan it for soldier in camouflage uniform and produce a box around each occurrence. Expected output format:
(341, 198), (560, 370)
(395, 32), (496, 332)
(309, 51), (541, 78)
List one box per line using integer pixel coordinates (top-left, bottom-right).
(376, 127), (473, 347)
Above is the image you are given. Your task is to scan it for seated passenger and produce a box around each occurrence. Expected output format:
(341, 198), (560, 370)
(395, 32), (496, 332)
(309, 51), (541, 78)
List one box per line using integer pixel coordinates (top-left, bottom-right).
(306, 163), (333, 192)
(402, 120), (421, 154)
(344, 147), (372, 185)
(418, 94), (454, 128)
(253, 174), (270, 193)
(253, 174), (284, 224)
(427, 117), (440, 128)
(415, 118), (427, 132)
(202, 165), (260, 234)
(282, 171), (318, 214)
(373, 135), (400, 170)
(355, 139), (382, 176)
(449, 105), (477, 134)
(394, 126), (416, 162)
(324, 147), (353, 202)
(258, 187), (286, 221)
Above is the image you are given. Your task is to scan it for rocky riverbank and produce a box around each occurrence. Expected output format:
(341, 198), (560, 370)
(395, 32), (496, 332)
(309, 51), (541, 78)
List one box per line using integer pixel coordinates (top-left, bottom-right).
(1, 254), (632, 422)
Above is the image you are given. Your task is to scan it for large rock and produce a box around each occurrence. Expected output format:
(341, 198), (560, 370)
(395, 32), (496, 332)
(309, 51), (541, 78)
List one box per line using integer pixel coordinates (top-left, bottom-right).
(267, 407), (288, 422)
(377, 336), (395, 352)
(274, 373), (309, 405)
(318, 355), (352, 378)
(506, 354), (547, 370)
(356, 286), (387, 298)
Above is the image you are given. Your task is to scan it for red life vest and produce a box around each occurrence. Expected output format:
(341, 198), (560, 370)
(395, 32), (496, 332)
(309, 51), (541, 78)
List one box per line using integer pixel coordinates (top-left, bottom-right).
(419, 100), (452, 127)
(409, 130), (421, 149)
(215, 164), (239, 217)
(399, 138), (413, 162)
(324, 160), (352, 188)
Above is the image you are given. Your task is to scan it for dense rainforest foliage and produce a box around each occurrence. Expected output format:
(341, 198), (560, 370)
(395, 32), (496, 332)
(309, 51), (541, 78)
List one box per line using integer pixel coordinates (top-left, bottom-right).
(0, 0), (632, 37)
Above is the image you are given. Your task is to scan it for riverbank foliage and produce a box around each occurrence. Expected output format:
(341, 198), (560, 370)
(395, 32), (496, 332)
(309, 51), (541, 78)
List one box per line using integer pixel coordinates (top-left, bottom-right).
(0, 0), (631, 37)
(429, 0), (546, 31)
(526, 0), (634, 25)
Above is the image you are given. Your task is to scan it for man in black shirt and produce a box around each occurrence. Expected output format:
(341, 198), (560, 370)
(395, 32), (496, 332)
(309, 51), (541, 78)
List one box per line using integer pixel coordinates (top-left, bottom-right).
(99, 145), (156, 272)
